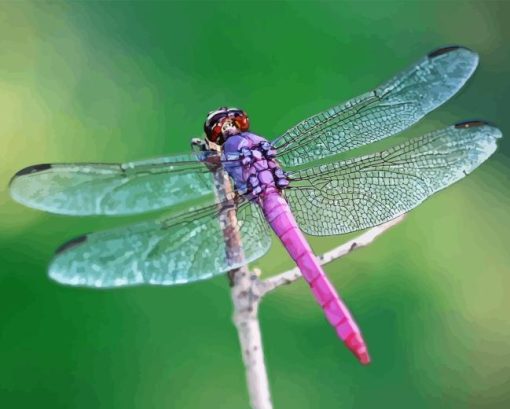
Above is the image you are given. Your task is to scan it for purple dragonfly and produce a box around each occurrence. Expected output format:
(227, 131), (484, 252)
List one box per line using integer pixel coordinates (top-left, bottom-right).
(9, 46), (501, 364)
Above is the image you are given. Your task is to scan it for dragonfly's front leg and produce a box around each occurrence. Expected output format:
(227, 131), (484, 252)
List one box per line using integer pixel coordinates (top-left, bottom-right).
(191, 137), (207, 153)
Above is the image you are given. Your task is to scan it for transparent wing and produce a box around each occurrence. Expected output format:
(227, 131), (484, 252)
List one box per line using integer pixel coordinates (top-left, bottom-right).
(286, 121), (501, 236)
(49, 199), (271, 287)
(273, 46), (479, 167)
(9, 152), (227, 216)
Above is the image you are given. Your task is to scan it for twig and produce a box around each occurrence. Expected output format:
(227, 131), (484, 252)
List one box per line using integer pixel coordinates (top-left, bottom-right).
(229, 214), (405, 408)
(259, 214), (406, 296)
(212, 165), (273, 409)
(212, 153), (406, 408)
(230, 267), (272, 409)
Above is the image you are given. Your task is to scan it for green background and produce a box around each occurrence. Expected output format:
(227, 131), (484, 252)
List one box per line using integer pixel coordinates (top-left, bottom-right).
(1, 1), (509, 408)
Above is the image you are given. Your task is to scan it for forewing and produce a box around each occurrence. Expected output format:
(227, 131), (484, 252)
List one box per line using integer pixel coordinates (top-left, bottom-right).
(49, 200), (271, 287)
(286, 122), (501, 236)
(9, 152), (223, 215)
(274, 46), (479, 167)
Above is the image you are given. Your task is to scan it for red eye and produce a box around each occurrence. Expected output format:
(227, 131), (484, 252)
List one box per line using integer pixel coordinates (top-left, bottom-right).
(210, 124), (223, 142)
(235, 113), (250, 132)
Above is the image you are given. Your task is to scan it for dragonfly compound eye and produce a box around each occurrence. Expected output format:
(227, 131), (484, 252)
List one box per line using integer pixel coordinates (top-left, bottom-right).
(204, 107), (250, 143)
(231, 109), (250, 133)
(204, 108), (229, 143)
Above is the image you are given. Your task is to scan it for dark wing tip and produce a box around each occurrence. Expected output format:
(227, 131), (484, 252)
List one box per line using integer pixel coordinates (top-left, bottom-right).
(454, 119), (492, 129)
(55, 235), (88, 255)
(428, 45), (472, 58)
(15, 163), (53, 177)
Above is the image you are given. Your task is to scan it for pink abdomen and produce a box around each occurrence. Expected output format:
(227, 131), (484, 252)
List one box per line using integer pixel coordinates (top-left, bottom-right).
(261, 192), (370, 365)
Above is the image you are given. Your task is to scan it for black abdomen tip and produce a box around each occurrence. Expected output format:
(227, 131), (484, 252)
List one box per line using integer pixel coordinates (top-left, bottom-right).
(15, 163), (52, 177)
(454, 120), (489, 129)
(55, 235), (87, 255)
(428, 45), (469, 58)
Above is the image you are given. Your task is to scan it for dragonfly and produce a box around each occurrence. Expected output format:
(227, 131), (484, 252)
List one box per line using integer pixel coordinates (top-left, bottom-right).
(9, 46), (501, 365)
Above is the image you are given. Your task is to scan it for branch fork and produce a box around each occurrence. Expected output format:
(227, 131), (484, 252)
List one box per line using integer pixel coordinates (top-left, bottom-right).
(230, 214), (406, 409)
(210, 149), (406, 408)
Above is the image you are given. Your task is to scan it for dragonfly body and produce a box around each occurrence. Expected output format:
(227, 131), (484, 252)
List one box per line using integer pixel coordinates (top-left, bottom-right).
(9, 46), (502, 364)
(222, 132), (369, 363)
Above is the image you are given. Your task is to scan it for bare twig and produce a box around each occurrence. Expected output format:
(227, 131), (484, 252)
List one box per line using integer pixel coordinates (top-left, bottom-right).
(230, 267), (272, 409)
(258, 214), (406, 296)
(213, 152), (406, 408)
(212, 166), (273, 409)
(230, 213), (405, 408)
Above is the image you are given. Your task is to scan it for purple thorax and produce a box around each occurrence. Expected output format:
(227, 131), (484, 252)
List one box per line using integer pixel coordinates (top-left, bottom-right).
(223, 132), (289, 200)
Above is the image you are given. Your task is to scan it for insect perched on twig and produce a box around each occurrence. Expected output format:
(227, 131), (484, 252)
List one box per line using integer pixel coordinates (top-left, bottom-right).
(9, 46), (501, 364)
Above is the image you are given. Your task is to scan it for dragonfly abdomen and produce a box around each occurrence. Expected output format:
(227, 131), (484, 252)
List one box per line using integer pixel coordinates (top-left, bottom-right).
(261, 191), (370, 365)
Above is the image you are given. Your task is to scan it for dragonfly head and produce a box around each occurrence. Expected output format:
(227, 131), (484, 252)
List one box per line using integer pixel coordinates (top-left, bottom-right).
(204, 107), (250, 144)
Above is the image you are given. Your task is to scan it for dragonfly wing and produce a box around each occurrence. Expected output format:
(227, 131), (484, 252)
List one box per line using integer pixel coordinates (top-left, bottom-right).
(285, 121), (501, 236)
(274, 46), (479, 167)
(49, 199), (271, 287)
(9, 152), (224, 215)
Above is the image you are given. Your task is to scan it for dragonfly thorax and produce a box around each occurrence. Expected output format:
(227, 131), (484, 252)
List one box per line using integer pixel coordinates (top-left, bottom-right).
(222, 132), (289, 200)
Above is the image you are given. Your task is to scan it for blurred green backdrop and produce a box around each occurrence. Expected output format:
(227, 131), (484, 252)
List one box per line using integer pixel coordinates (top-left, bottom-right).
(1, 1), (509, 408)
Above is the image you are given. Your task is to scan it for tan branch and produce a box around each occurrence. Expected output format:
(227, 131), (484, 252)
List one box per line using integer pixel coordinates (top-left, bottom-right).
(212, 165), (273, 409)
(230, 267), (272, 409)
(214, 143), (406, 409)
